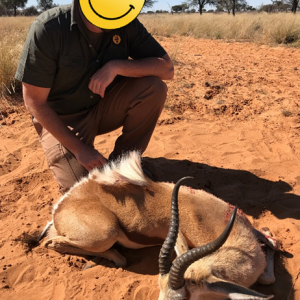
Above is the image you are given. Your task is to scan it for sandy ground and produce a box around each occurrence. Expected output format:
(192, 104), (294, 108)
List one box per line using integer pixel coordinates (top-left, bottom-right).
(0, 36), (300, 300)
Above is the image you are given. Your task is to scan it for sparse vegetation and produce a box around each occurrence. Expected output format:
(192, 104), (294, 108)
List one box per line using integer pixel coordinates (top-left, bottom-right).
(0, 16), (33, 102)
(139, 12), (300, 45)
(282, 110), (292, 116)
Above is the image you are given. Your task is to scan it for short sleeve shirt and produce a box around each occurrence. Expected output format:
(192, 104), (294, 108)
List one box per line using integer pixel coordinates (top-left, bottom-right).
(15, 1), (167, 115)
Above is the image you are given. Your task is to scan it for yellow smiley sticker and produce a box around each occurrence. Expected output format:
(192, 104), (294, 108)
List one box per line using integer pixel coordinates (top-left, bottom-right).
(79, 0), (145, 30)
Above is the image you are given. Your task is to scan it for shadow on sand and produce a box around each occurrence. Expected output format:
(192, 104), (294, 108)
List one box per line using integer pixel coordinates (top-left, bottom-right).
(143, 156), (300, 221)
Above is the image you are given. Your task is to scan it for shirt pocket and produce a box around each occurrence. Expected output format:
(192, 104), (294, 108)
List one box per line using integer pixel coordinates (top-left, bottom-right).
(56, 56), (87, 89)
(58, 55), (85, 69)
(101, 46), (130, 65)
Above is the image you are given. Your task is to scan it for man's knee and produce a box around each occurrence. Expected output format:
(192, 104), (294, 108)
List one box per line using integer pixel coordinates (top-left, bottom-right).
(45, 144), (88, 194)
(142, 76), (168, 108)
(148, 76), (168, 97)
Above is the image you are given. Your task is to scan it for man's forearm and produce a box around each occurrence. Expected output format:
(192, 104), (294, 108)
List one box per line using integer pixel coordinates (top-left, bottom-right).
(109, 56), (174, 80)
(26, 101), (84, 156)
(89, 54), (174, 97)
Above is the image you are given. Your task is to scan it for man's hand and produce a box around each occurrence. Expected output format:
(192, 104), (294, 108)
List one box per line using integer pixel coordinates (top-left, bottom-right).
(73, 144), (107, 171)
(88, 61), (117, 97)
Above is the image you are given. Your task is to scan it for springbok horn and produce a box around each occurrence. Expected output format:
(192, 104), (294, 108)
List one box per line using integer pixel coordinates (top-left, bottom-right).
(169, 206), (238, 290)
(159, 177), (193, 276)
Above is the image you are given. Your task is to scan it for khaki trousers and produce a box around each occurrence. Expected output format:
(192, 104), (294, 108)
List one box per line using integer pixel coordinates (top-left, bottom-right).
(33, 76), (167, 193)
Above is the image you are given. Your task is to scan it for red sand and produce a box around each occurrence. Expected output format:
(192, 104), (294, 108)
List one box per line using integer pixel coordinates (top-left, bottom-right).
(1, 37), (300, 300)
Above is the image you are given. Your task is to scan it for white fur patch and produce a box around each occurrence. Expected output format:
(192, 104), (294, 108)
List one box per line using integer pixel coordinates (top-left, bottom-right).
(51, 152), (147, 215)
(89, 151), (148, 186)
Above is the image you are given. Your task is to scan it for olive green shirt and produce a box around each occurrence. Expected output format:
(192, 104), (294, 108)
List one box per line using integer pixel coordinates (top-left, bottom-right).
(15, 1), (166, 115)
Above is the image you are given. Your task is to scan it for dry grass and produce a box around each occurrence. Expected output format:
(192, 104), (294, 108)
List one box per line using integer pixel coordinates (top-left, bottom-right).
(0, 13), (300, 101)
(139, 12), (300, 45)
(0, 17), (34, 105)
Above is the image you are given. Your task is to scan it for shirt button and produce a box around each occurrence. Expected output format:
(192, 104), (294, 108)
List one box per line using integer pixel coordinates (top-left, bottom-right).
(90, 95), (93, 98)
(89, 44), (92, 48)
(96, 59), (99, 63)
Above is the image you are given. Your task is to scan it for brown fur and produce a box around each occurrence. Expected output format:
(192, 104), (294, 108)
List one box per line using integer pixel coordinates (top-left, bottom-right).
(41, 152), (271, 299)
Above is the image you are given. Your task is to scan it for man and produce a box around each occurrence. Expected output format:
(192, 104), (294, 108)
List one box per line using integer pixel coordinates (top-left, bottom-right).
(15, 0), (174, 193)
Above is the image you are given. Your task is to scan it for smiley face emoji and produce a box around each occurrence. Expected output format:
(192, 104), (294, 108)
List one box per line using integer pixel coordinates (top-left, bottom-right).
(79, 0), (145, 29)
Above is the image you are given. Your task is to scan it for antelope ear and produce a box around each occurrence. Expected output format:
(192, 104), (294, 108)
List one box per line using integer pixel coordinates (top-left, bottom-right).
(174, 230), (189, 256)
(206, 281), (273, 300)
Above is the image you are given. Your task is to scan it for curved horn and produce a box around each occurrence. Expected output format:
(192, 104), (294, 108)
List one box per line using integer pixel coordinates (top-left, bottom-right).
(169, 206), (238, 290)
(159, 177), (193, 275)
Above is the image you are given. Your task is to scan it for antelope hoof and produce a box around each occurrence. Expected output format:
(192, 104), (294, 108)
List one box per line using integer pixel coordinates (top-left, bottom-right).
(83, 255), (127, 270)
(83, 260), (97, 270)
(115, 255), (127, 268)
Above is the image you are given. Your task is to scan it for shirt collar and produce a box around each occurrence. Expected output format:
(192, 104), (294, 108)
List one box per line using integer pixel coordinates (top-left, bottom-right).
(70, 0), (78, 30)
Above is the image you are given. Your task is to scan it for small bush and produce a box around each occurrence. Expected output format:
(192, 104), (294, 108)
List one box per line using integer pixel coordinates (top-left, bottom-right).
(282, 110), (292, 117)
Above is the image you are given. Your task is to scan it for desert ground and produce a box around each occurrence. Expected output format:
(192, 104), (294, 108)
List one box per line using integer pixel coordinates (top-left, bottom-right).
(0, 36), (300, 300)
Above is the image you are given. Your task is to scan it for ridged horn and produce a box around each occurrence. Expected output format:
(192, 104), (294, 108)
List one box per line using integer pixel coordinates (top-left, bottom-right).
(158, 176), (193, 276)
(168, 206), (238, 290)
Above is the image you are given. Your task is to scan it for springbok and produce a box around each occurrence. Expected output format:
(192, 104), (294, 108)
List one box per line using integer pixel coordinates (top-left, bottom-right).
(36, 151), (277, 299)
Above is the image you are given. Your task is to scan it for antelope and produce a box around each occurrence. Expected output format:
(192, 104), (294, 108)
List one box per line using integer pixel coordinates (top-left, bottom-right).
(36, 151), (277, 299)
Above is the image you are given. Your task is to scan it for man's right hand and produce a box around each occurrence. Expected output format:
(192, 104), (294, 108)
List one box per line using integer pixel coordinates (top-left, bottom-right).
(74, 144), (107, 171)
